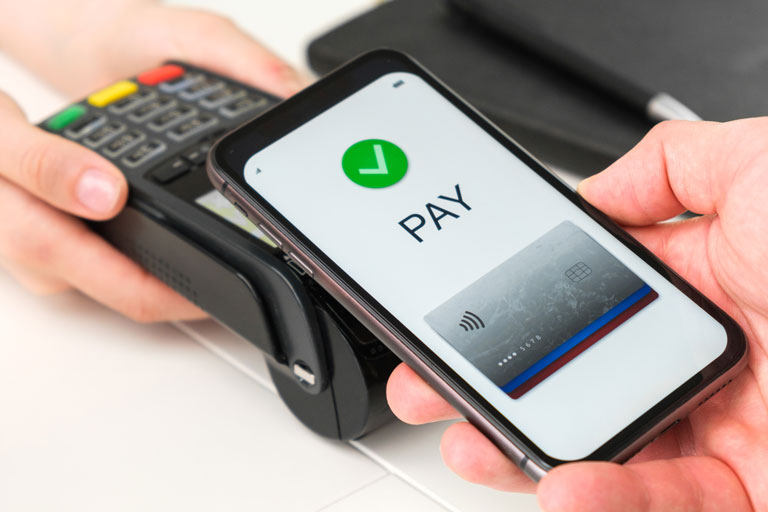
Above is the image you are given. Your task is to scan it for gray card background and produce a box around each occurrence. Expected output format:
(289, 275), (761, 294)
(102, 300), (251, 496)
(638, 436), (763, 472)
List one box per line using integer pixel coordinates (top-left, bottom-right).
(424, 221), (645, 387)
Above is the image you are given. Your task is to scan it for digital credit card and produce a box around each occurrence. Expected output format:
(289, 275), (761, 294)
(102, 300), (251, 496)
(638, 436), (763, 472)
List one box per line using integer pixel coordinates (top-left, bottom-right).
(425, 221), (658, 399)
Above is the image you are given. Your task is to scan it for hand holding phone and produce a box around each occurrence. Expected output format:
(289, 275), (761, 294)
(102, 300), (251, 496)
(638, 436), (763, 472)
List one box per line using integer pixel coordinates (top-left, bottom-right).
(207, 50), (747, 480)
(390, 118), (768, 509)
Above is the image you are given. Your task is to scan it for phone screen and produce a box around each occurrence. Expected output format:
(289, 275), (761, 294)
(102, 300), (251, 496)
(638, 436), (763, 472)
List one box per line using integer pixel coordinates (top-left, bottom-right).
(238, 72), (727, 460)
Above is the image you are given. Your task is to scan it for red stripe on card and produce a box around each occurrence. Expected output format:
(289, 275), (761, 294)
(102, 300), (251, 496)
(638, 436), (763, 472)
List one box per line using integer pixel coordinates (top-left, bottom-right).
(508, 289), (658, 399)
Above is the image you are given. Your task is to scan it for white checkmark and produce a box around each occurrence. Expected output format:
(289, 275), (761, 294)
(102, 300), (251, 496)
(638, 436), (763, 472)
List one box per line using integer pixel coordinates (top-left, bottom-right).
(358, 144), (389, 174)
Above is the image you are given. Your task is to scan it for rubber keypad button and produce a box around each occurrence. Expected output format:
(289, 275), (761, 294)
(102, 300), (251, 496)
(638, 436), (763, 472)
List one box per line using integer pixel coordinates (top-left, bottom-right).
(45, 105), (87, 131)
(88, 81), (139, 108)
(137, 64), (185, 86)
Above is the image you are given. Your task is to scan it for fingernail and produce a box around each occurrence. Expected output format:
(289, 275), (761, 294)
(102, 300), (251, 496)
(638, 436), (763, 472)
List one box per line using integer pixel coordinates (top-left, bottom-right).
(76, 169), (119, 214)
(282, 75), (305, 96)
(277, 66), (308, 95)
(576, 176), (593, 195)
(287, 77), (306, 95)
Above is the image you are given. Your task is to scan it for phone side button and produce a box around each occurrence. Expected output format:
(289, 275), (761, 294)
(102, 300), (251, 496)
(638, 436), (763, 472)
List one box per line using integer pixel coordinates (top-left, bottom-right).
(521, 458), (547, 482)
(233, 202), (249, 218)
(257, 224), (282, 248)
(287, 252), (314, 277)
(659, 419), (680, 436)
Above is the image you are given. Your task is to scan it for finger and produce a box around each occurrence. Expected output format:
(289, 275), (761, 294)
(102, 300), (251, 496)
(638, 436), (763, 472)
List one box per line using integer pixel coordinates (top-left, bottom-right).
(0, 259), (70, 295)
(624, 218), (748, 324)
(0, 91), (127, 220)
(0, 179), (205, 323)
(441, 422), (536, 493)
(386, 363), (461, 424)
(151, 6), (306, 97)
(537, 457), (752, 512)
(625, 418), (689, 464)
(626, 218), (715, 290)
(578, 118), (766, 226)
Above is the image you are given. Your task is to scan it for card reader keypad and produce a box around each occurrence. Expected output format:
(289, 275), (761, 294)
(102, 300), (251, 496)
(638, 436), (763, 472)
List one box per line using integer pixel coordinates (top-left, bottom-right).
(35, 62), (400, 410)
(84, 121), (126, 148)
(40, 63), (273, 178)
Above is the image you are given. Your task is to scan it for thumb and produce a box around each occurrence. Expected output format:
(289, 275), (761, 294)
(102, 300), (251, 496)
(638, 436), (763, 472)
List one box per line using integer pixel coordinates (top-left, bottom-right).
(0, 92), (127, 220)
(578, 119), (762, 226)
(537, 458), (752, 512)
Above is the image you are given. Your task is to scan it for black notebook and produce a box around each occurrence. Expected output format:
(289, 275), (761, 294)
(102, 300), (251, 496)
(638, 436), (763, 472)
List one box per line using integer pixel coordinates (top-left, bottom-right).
(307, 0), (768, 175)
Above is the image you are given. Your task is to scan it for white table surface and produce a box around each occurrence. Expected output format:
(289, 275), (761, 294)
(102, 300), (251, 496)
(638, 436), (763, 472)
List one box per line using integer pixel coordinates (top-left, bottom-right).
(0, 1), (545, 510)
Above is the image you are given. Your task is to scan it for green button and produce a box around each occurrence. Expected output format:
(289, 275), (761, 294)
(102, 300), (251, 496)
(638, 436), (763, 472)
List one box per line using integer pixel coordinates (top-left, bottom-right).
(45, 105), (87, 131)
(342, 139), (408, 188)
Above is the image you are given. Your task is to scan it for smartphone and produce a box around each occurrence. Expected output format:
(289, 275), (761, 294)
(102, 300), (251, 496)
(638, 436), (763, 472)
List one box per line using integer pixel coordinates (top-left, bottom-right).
(207, 50), (747, 479)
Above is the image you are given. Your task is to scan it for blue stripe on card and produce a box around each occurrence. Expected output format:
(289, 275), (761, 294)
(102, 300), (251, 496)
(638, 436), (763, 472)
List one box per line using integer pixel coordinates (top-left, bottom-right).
(501, 284), (652, 393)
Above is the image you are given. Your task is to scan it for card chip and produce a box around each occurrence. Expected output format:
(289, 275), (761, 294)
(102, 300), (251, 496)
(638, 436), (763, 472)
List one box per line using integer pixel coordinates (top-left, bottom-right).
(565, 262), (592, 282)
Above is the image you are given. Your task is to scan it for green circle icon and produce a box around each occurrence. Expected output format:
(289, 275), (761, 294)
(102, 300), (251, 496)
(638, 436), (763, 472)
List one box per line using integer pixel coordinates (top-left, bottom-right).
(342, 139), (408, 188)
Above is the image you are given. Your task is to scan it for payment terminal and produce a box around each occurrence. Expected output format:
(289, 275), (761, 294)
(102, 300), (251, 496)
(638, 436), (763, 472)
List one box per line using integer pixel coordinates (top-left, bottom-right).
(38, 62), (399, 440)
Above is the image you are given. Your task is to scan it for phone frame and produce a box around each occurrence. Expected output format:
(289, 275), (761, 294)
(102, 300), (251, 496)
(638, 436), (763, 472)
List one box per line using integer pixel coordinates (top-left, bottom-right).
(207, 49), (747, 478)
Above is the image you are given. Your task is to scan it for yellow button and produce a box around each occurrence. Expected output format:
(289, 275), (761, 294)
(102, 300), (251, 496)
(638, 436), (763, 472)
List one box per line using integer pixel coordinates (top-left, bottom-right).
(87, 80), (138, 108)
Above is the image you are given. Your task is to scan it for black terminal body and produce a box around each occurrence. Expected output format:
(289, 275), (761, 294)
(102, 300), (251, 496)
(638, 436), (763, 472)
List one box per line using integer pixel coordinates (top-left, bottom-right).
(38, 62), (399, 440)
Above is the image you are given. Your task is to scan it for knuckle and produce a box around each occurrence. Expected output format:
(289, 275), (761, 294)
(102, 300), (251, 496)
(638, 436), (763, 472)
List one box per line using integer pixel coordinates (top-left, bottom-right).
(121, 276), (168, 324)
(24, 236), (58, 270)
(0, 221), (55, 270)
(0, 257), (70, 297)
(647, 119), (683, 141)
(17, 139), (57, 197)
(723, 116), (764, 132)
(722, 118), (768, 152)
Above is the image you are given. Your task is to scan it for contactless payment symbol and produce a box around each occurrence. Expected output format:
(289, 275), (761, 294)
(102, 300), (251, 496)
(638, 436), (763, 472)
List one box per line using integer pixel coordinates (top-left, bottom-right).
(342, 139), (408, 188)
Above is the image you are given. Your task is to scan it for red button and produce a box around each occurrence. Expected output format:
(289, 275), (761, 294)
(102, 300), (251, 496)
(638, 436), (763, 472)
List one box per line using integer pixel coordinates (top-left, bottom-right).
(137, 64), (185, 86)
